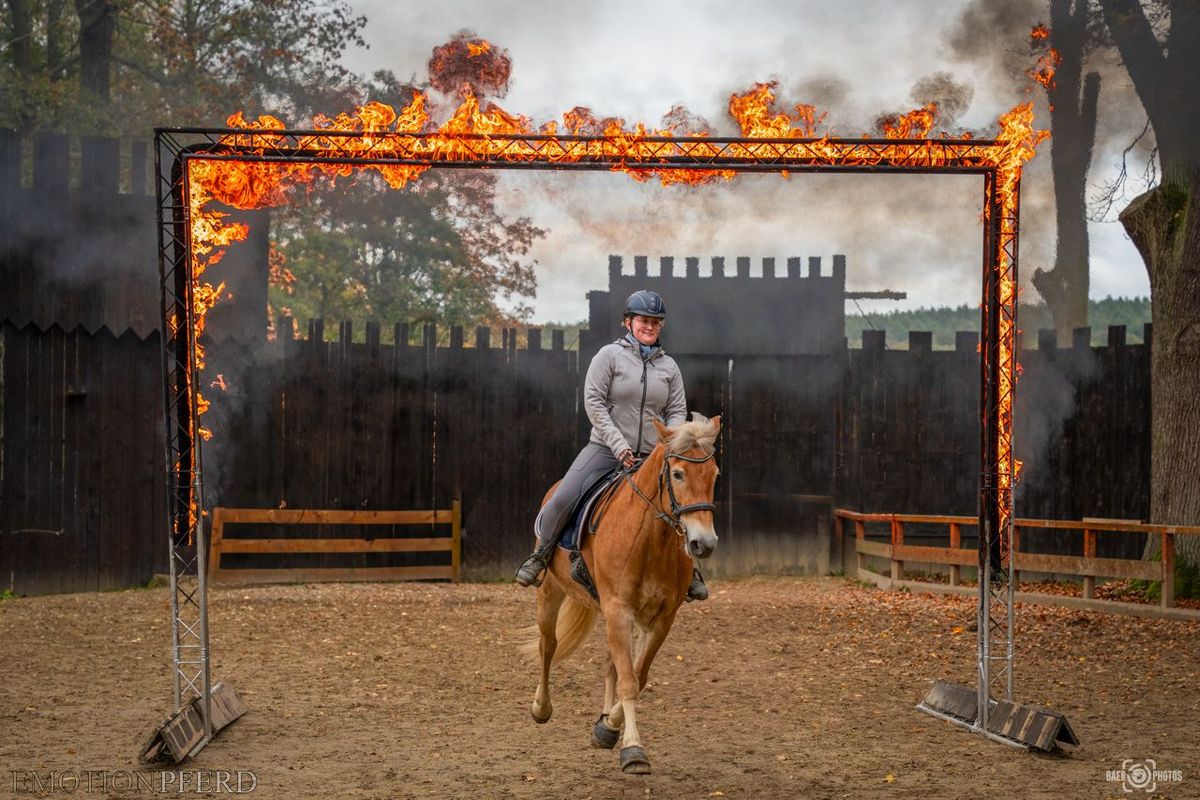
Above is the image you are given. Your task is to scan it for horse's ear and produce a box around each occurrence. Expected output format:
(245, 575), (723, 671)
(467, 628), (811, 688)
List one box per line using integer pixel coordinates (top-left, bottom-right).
(653, 417), (672, 442)
(709, 415), (722, 435)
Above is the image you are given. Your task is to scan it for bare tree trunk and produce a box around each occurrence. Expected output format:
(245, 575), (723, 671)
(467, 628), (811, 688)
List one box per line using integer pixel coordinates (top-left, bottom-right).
(46, 0), (68, 80)
(6, 0), (33, 76)
(75, 0), (115, 102)
(1098, 0), (1200, 570)
(1031, 0), (1099, 341)
(1120, 171), (1200, 568)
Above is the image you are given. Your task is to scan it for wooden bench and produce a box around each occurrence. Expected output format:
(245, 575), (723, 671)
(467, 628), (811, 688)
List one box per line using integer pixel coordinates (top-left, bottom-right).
(208, 504), (461, 584)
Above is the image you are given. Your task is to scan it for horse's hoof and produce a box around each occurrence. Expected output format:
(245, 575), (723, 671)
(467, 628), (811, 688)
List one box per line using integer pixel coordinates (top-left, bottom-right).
(591, 714), (620, 749)
(531, 701), (552, 724)
(619, 745), (651, 774)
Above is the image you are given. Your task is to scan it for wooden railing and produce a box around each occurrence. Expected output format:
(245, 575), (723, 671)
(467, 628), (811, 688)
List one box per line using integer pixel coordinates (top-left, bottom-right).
(209, 504), (461, 584)
(835, 509), (1200, 609)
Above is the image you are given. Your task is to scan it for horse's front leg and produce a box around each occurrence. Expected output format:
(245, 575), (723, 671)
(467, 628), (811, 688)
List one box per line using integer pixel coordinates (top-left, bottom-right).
(604, 606), (652, 774)
(531, 582), (564, 723)
(634, 609), (677, 690)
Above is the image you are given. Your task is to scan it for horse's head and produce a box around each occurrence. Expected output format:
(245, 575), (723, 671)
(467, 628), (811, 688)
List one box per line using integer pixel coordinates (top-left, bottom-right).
(652, 413), (721, 559)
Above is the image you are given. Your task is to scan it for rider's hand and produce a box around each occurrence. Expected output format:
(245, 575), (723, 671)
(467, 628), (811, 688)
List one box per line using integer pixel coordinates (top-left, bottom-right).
(619, 449), (635, 468)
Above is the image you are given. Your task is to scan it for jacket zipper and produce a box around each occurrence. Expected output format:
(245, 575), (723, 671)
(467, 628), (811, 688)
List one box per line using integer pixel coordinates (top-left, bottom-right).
(635, 353), (649, 455)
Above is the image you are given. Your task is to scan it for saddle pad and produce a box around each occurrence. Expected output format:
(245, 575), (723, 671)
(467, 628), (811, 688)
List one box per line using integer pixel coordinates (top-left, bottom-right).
(559, 468), (623, 551)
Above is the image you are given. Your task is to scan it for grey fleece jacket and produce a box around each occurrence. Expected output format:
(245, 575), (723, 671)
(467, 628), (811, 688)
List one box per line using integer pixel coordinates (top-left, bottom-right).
(585, 336), (687, 458)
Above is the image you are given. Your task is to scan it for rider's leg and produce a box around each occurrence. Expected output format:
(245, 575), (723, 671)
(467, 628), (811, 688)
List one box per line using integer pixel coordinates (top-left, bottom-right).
(515, 443), (619, 586)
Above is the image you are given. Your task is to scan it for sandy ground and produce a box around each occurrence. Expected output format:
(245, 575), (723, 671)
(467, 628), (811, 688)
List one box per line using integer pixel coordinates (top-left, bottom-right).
(1, 577), (1197, 800)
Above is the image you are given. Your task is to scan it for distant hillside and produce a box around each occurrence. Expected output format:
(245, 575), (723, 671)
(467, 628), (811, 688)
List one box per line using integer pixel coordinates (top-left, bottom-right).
(846, 297), (1152, 349)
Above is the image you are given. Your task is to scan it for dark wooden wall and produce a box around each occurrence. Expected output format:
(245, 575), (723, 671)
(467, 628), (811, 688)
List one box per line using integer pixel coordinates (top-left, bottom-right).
(837, 327), (1153, 559)
(1, 319), (1154, 595)
(0, 321), (166, 594)
(0, 129), (268, 339)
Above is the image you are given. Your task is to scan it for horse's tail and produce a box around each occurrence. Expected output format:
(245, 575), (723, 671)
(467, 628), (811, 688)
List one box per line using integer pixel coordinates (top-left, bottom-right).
(518, 595), (599, 664)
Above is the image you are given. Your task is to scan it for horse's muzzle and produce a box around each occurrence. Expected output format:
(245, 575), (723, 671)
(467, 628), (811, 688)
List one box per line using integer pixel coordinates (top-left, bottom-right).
(687, 531), (718, 559)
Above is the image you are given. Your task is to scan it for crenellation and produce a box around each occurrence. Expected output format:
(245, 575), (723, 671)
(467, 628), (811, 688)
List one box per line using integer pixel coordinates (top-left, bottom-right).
(808, 256), (821, 278)
(833, 254), (846, 282)
(737, 256), (751, 278)
(633, 254), (648, 277)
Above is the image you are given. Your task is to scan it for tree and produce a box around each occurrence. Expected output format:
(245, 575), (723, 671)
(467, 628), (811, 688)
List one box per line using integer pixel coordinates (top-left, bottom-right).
(269, 168), (542, 334)
(1096, 0), (1200, 569)
(0, 0), (367, 135)
(268, 34), (544, 334)
(1029, 0), (1101, 339)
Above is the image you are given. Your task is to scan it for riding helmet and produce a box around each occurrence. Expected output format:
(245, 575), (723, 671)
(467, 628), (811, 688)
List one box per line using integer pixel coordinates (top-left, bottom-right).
(623, 289), (667, 319)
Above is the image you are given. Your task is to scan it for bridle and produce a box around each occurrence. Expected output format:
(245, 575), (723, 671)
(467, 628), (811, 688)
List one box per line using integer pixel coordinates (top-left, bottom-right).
(623, 449), (717, 538)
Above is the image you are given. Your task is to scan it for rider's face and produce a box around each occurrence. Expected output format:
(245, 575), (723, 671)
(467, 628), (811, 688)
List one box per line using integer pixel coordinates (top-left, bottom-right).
(627, 315), (663, 345)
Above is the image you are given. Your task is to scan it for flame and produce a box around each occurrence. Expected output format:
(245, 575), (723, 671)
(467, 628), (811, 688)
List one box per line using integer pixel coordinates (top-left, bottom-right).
(878, 102), (938, 139)
(467, 41), (490, 57)
(1028, 24), (1061, 92)
(175, 84), (1048, 555)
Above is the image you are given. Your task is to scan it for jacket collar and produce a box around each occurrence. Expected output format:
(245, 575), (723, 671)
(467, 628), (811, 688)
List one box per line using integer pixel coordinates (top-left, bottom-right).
(617, 333), (664, 361)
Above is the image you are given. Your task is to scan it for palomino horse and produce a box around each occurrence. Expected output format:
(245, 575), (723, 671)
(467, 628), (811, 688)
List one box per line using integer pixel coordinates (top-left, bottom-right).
(523, 414), (721, 774)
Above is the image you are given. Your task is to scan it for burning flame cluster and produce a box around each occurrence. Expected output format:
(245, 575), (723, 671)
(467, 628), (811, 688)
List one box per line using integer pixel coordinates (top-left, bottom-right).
(179, 47), (1049, 542)
(1028, 23), (1062, 92)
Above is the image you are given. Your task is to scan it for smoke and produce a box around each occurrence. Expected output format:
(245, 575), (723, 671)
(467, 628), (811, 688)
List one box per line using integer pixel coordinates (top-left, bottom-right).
(909, 72), (974, 127)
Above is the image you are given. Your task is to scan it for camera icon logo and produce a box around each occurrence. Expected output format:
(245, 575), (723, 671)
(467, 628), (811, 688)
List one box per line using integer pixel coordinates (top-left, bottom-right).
(1122, 759), (1157, 793)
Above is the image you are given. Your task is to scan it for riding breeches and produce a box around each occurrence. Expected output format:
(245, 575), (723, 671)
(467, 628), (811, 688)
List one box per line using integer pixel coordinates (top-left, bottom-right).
(533, 442), (621, 544)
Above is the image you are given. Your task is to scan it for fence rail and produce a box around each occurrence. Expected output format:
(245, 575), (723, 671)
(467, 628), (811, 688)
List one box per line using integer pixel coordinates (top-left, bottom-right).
(835, 509), (1199, 608)
(208, 503), (462, 585)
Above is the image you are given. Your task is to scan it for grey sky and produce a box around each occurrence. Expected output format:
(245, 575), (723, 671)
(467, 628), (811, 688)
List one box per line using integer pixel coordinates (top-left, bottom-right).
(339, 0), (1151, 323)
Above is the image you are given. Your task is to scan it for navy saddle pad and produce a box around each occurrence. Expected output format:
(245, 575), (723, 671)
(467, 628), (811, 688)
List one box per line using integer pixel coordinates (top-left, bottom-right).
(559, 468), (623, 551)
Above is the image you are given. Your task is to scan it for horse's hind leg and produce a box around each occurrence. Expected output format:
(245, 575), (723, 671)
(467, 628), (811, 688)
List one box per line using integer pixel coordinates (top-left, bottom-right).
(531, 581), (564, 724)
(591, 653), (621, 749)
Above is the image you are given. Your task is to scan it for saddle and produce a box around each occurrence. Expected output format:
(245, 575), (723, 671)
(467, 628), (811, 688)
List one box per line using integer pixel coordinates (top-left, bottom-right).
(558, 467), (623, 551)
(558, 466), (627, 601)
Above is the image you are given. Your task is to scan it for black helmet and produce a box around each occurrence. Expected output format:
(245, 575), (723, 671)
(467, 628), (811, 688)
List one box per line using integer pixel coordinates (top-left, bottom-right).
(624, 289), (666, 319)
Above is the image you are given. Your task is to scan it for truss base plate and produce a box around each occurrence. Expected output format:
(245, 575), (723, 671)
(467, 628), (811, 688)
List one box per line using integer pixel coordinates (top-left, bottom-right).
(916, 679), (1078, 752)
(139, 682), (248, 764)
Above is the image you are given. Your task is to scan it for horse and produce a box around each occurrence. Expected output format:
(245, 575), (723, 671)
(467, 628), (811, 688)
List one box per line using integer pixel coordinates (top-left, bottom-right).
(522, 413), (721, 775)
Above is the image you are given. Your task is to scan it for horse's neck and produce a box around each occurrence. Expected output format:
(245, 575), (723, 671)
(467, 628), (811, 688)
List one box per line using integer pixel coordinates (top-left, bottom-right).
(622, 448), (685, 560)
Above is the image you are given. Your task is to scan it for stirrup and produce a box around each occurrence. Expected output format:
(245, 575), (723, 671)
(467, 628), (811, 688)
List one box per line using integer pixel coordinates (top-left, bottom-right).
(514, 538), (557, 587)
(686, 566), (708, 602)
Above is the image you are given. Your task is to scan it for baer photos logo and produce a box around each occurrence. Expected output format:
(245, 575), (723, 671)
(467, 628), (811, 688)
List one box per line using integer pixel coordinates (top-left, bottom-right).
(1106, 759), (1184, 794)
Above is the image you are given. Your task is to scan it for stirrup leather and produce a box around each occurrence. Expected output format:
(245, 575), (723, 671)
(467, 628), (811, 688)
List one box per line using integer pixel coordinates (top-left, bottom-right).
(569, 550), (600, 602)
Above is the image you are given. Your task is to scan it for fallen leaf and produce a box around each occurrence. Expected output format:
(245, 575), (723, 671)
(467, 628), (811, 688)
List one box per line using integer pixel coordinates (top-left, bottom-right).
(884, 773), (896, 784)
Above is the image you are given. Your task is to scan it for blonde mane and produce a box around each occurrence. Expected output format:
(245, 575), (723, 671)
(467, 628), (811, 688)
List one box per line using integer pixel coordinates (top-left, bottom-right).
(665, 413), (718, 454)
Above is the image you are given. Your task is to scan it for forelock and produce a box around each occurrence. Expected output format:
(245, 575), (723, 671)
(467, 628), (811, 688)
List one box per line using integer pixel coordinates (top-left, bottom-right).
(666, 416), (717, 454)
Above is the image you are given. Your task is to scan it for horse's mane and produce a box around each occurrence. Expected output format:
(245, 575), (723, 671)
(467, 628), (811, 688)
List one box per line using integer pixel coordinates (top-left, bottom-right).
(665, 414), (718, 455)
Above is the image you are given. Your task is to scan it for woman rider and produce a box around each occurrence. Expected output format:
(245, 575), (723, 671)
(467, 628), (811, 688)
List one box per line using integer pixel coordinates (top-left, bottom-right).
(514, 289), (708, 601)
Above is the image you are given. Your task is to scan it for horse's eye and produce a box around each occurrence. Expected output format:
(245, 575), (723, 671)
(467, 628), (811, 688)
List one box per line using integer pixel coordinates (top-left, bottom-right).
(671, 470), (684, 481)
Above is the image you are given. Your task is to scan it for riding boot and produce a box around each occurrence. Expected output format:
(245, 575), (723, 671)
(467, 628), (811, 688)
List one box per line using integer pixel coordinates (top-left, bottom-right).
(685, 566), (709, 602)
(514, 533), (561, 587)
